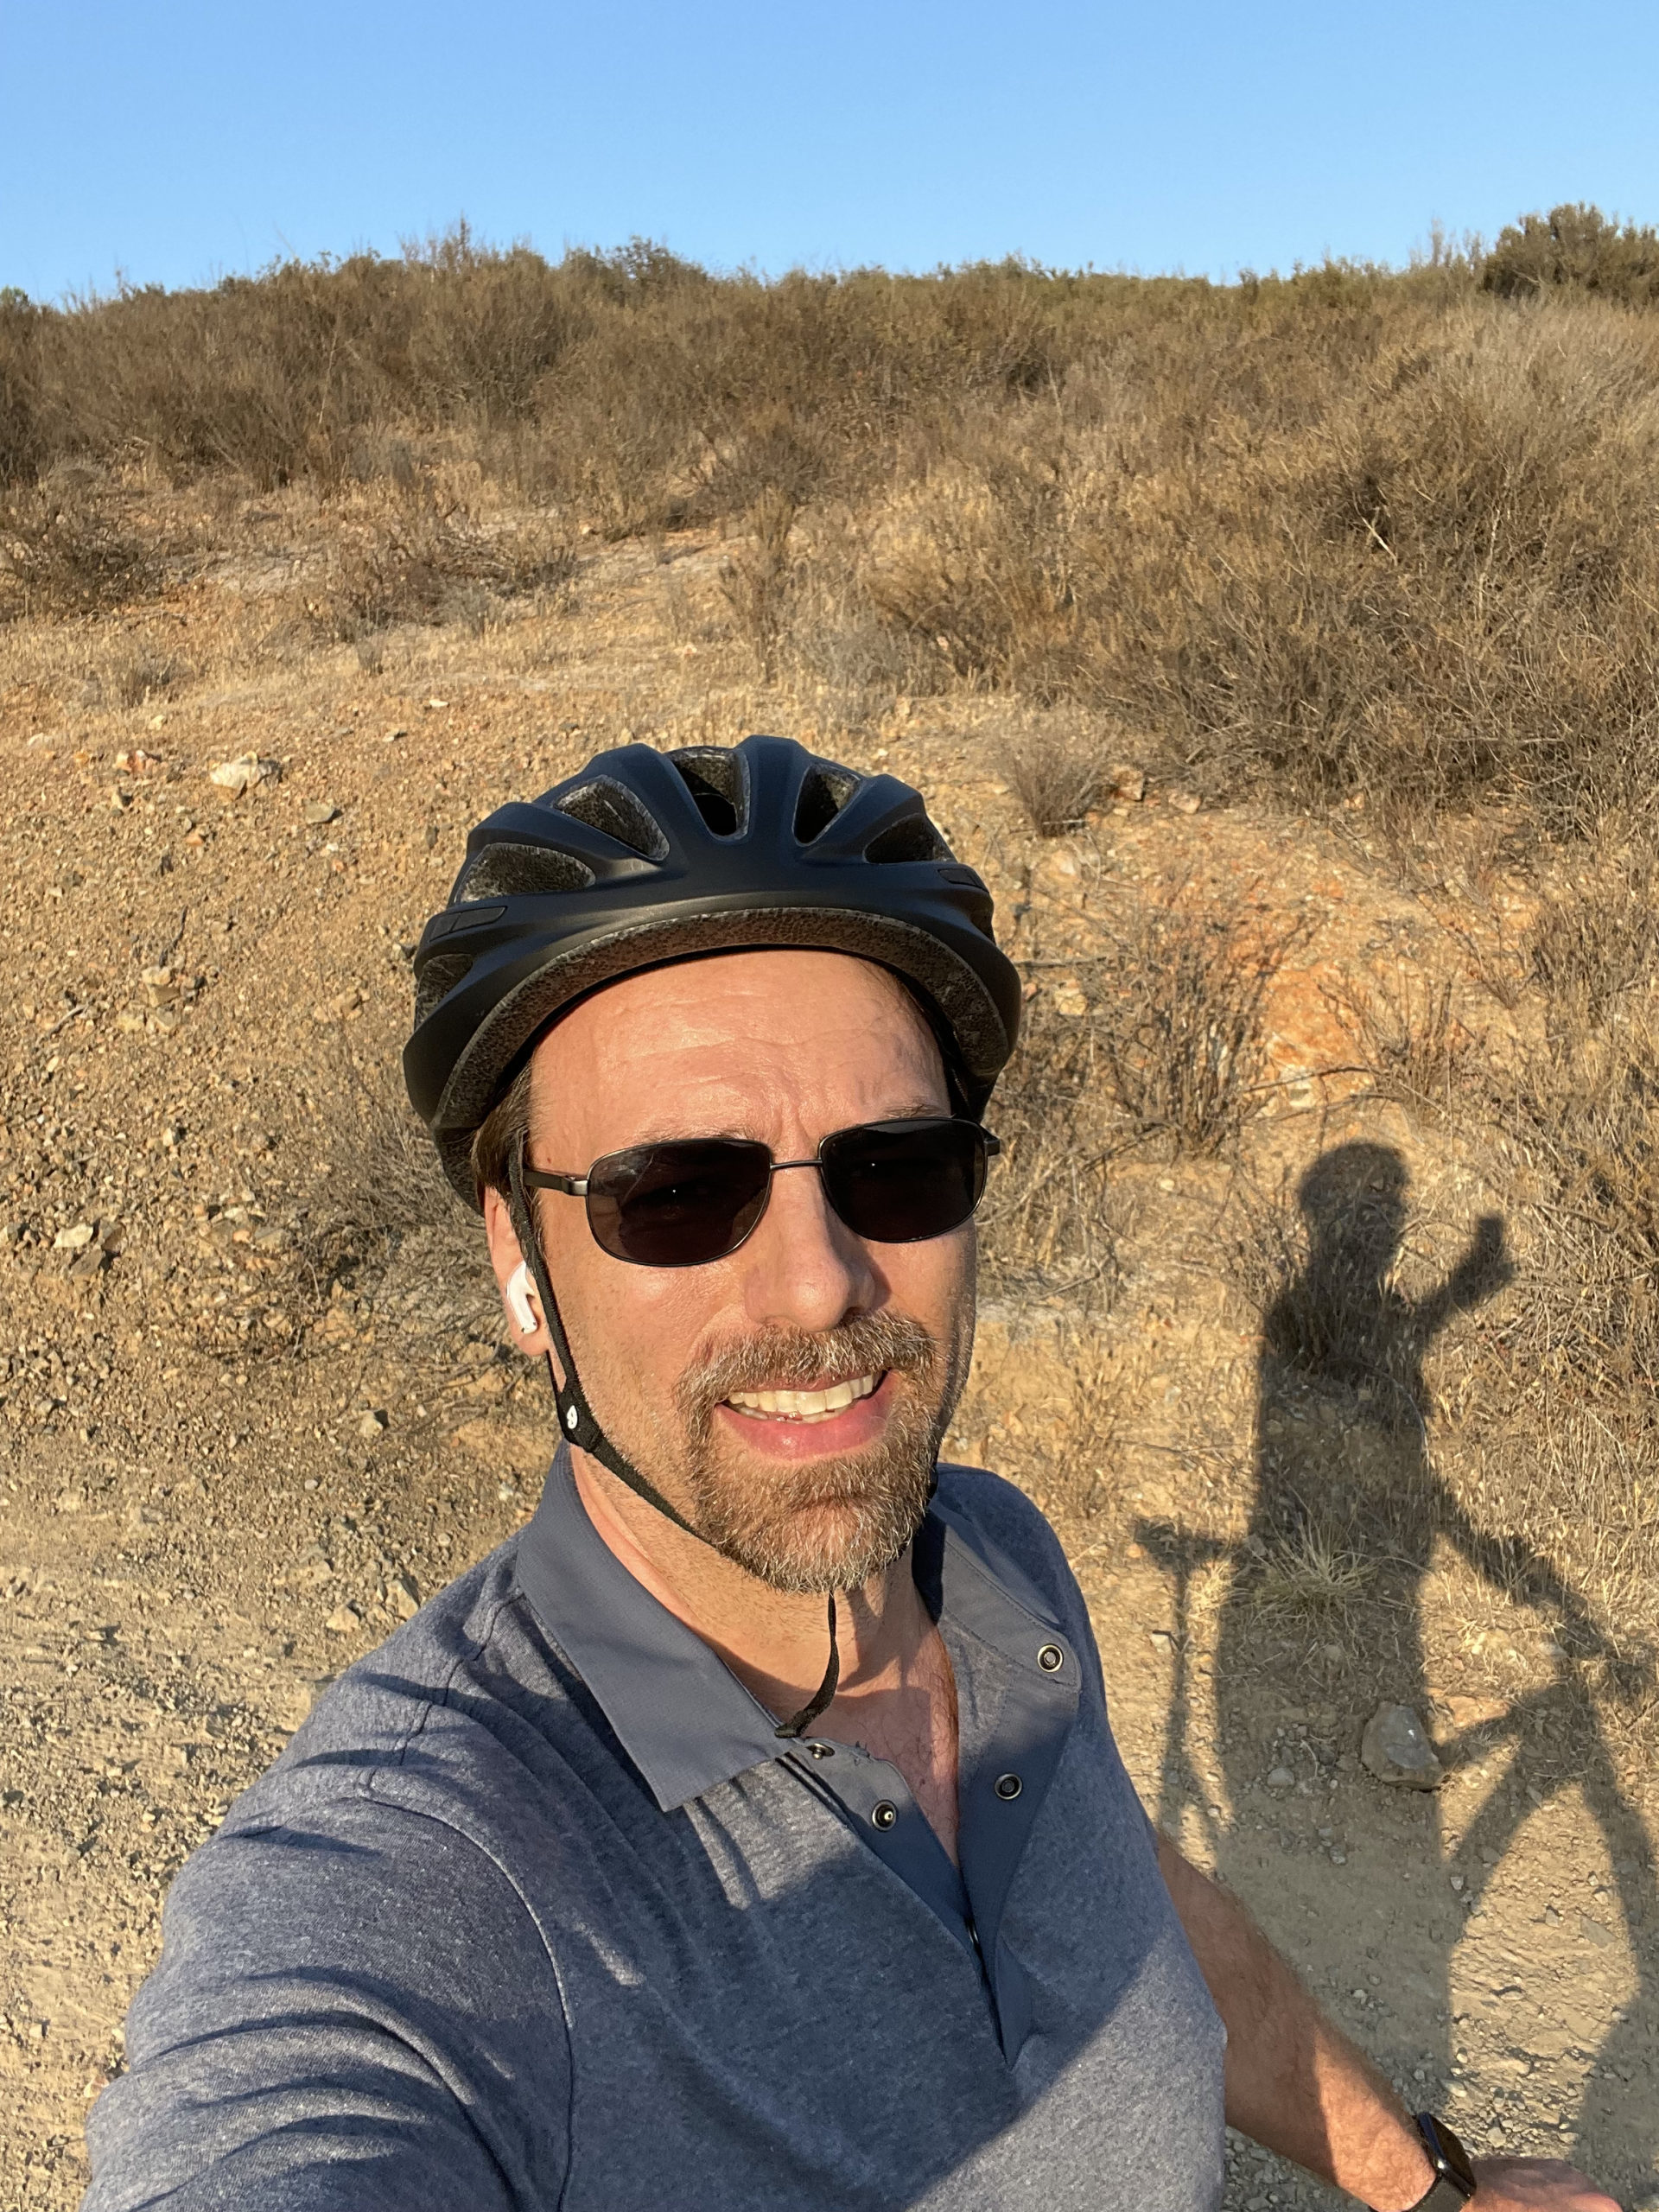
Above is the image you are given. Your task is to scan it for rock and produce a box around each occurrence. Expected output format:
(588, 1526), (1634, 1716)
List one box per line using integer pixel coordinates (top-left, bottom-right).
(1109, 762), (1147, 803)
(357, 1408), (388, 1440)
(1361, 1701), (1444, 1790)
(304, 800), (340, 826)
(1266, 1764), (1296, 1789)
(1052, 980), (1089, 1017)
(1167, 787), (1202, 816)
(208, 753), (279, 796)
(54, 1224), (96, 1252)
(312, 986), (365, 1025)
(325, 1604), (362, 1636)
(390, 1573), (421, 1620)
(140, 964), (180, 1007)
(1439, 1692), (1508, 1729)
(54, 1489), (86, 1514)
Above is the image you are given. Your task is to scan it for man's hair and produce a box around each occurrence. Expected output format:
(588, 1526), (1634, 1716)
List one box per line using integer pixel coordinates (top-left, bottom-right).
(471, 1057), (533, 1206)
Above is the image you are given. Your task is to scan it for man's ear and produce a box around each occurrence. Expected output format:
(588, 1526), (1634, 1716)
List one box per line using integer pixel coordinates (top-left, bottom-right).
(482, 1185), (550, 1358)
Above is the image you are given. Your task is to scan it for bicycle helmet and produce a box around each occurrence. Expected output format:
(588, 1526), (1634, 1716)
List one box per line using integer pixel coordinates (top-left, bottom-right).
(405, 734), (1021, 1205)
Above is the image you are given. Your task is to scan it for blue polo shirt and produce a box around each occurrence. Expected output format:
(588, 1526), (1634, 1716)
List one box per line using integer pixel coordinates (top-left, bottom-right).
(84, 1454), (1226, 2209)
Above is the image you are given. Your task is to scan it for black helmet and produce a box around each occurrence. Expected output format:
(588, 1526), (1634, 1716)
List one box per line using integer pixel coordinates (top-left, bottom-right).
(405, 734), (1022, 1205)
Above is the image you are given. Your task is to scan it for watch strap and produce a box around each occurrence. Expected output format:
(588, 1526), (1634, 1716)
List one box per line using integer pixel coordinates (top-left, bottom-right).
(1402, 2113), (1478, 2212)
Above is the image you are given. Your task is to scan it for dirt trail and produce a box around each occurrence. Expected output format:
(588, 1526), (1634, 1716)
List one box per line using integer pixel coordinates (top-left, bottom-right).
(2, 539), (1654, 2207)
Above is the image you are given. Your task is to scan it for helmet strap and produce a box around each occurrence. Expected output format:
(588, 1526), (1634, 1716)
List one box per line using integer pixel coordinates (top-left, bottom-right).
(506, 1141), (842, 1741)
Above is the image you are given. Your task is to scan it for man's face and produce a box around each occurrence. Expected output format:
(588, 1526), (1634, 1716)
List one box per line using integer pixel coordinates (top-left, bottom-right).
(484, 950), (977, 1594)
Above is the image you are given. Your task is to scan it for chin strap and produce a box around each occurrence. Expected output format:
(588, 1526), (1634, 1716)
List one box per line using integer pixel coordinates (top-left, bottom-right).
(507, 1142), (840, 1739)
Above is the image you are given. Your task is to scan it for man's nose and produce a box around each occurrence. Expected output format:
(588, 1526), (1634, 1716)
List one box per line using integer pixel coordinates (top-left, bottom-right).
(738, 1160), (878, 1332)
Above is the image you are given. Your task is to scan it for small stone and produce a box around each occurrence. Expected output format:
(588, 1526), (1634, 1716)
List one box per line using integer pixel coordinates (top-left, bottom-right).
(390, 1573), (420, 1620)
(304, 800), (340, 826)
(140, 965), (180, 1007)
(357, 1409), (388, 1440)
(208, 753), (278, 796)
(1052, 980), (1089, 1017)
(54, 1223), (96, 1252)
(424, 698), (449, 710)
(1266, 1764), (1296, 1789)
(1361, 1701), (1445, 1790)
(1108, 762), (1147, 803)
(1148, 1629), (1176, 1653)
(1167, 787), (1202, 816)
(325, 1604), (362, 1636)
(54, 1489), (86, 1514)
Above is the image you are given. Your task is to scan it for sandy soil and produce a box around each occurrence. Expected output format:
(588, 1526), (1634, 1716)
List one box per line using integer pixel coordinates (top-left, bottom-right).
(2, 537), (1654, 2207)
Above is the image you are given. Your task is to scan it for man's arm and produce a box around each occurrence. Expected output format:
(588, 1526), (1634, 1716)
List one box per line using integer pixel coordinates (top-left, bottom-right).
(1157, 1836), (1619, 2212)
(86, 1799), (567, 2209)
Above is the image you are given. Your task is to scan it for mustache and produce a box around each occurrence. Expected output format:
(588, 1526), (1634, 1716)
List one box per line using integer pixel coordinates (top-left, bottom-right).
(676, 1310), (939, 1433)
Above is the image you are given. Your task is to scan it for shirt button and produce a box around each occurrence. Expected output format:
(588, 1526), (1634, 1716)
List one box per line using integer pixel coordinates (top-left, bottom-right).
(871, 1801), (898, 1830)
(1038, 1643), (1065, 1673)
(995, 1772), (1023, 1801)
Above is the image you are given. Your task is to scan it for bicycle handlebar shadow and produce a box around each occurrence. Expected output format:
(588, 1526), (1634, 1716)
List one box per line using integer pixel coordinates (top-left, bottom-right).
(1141, 1142), (1656, 2198)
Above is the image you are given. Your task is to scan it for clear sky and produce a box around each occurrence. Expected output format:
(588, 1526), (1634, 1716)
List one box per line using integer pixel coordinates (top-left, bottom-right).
(6, 0), (1659, 302)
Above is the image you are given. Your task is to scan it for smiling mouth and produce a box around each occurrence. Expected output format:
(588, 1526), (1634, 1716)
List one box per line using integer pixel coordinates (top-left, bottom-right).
(725, 1372), (882, 1424)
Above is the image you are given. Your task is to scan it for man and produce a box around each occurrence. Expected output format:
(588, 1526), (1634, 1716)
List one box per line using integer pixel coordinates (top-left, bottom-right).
(85, 737), (1616, 2209)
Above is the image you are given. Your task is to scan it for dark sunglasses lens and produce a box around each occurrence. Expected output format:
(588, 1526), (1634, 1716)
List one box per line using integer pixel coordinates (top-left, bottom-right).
(820, 1120), (988, 1244)
(586, 1139), (772, 1267)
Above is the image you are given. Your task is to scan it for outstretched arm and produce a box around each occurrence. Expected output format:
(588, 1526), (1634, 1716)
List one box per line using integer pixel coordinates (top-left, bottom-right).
(1157, 1836), (1617, 2212)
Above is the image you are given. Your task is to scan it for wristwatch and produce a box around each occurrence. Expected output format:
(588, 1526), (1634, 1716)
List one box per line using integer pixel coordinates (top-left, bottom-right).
(1399, 2113), (1478, 2210)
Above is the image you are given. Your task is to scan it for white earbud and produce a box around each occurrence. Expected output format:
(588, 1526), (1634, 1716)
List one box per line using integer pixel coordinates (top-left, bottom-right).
(505, 1261), (541, 1338)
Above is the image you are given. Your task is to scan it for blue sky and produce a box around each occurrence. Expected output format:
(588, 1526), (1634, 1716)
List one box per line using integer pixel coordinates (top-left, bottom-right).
(7, 0), (1659, 302)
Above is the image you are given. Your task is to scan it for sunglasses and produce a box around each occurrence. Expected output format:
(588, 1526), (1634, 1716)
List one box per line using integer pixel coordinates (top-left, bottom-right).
(520, 1116), (1000, 1268)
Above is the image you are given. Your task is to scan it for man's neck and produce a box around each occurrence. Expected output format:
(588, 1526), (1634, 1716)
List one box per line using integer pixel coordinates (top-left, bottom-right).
(567, 1446), (932, 1721)
(569, 1448), (963, 1863)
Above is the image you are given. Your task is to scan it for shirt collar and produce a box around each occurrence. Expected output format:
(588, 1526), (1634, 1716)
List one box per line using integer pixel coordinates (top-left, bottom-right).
(513, 1446), (1073, 1815)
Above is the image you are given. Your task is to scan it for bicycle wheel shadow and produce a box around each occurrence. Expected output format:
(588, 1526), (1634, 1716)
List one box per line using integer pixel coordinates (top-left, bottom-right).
(1135, 1141), (1657, 2202)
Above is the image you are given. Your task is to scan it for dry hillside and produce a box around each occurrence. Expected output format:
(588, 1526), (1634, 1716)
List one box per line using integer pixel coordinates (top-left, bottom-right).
(2, 229), (1657, 2206)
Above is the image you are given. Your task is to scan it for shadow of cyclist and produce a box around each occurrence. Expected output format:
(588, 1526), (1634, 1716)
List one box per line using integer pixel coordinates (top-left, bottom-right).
(1147, 1141), (1656, 2192)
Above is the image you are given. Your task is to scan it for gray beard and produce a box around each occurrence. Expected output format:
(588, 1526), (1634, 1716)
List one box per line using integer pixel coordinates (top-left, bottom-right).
(670, 1307), (966, 1593)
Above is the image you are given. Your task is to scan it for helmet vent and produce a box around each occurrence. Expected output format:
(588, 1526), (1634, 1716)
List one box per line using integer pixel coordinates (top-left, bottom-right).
(668, 747), (747, 837)
(456, 843), (596, 902)
(412, 950), (474, 1029)
(556, 778), (670, 861)
(794, 764), (859, 846)
(864, 815), (951, 864)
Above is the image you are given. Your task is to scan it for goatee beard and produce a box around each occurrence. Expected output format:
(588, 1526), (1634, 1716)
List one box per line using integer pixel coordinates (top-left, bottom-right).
(671, 1309), (959, 1593)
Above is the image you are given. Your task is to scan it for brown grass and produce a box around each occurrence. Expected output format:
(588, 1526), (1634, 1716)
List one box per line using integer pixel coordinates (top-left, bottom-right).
(7, 228), (1659, 837)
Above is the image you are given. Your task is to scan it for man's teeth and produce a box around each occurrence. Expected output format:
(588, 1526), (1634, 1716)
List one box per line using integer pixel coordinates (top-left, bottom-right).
(727, 1373), (880, 1423)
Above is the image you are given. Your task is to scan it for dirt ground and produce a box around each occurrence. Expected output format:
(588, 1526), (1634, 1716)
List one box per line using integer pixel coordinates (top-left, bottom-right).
(2, 534), (1655, 2208)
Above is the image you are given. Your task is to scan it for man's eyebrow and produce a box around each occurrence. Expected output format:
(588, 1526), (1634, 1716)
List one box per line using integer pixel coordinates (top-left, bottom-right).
(616, 1104), (954, 1148)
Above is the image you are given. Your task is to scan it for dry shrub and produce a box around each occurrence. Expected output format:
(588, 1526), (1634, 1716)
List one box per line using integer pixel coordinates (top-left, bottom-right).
(0, 473), (156, 620)
(314, 491), (575, 640)
(306, 1051), (499, 1344)
(1251, 1524), (1374, 1626)
(1526, 838), (1659, 1038)
(1332, 971), (1478, 1122)
(978, 995), (1120, 1300)
(998, 715), (1105, 836)
(1483, 203), (1659, 307)
(717, 486), (798, 681)
(1087, 899), (1295, 1156)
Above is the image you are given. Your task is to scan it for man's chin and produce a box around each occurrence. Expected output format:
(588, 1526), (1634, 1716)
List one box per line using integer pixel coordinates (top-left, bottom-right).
(708, 1494), (925, 1596)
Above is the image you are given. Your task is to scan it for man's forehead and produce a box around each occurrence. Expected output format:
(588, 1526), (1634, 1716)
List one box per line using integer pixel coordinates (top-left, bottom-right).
(553, 948), (932, 1056)
(528, 950), (945, 1137)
